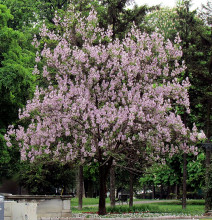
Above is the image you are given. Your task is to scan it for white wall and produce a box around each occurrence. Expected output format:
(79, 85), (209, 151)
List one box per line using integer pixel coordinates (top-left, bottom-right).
(4, 201), (37, 220)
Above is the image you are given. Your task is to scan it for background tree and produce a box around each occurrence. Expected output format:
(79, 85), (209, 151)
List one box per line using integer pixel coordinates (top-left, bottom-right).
(142, 0), (212, 136)
(142, 3), (211, 208)
(0, 4), (36, 130)
(140, 152), (205, 199)
(99, 0), (159, 39)
(19, 158), (75, 195)
(0, 4), (36, 184)
(199, 1), (212, 26)
(0, 0), (37, 30)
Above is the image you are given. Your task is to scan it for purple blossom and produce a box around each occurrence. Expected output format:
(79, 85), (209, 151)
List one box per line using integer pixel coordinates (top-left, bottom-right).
(5, 5), (202, 164)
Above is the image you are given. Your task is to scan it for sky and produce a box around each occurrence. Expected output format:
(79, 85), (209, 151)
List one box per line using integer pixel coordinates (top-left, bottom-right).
(132, 0), (208, 10)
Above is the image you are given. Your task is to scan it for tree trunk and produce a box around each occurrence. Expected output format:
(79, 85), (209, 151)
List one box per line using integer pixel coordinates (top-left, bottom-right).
(129, 172), (134, 207)
(160, 184), (164, 199)
(205, 102), (211, 213)
(152, 185), (155, 199)
(174, 184), (178, 199)
(87, 180), (94, 198)
(143, 185), (146, 199)
(206, 103), (211, 138)
(110, 165), (116, 207)
(167, 185), (171, 199)
(205, 148), (211, 213)
(98, 165), (107, 215)
(182, 153), (187, 209)
(182, 106), (188, 209)
(78, 165), (84, 210)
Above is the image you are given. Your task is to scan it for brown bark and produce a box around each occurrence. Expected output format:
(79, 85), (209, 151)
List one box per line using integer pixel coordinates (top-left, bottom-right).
(174, 184), (178, 199)
(167, 185), (171, 199)
(205, 102), (211, 213)
(78, 165), (84, 210)
(205, 148), (211, 213)
(143, 185), (146, 199)
(129, 172), (134, 207)
(98, 165), (107, 215)
(160, 184), (164, 199)
(152, 185), (155, 199)
(182, 153), (187, 209)
(206, 103), (211, 138)
(110, 165), (116, 207)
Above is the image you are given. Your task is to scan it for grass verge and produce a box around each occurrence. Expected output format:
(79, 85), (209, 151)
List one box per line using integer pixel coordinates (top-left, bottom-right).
(71, 197), (146, 207)
(71, 197), (110, 207)
(71, 199), (205, 216)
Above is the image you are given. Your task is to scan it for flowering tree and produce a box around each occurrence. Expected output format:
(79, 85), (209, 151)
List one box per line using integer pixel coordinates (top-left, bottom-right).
(5, 5), (201, 215)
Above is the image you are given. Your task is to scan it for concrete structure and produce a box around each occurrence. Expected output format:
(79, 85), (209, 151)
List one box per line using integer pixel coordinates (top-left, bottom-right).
(4, 201), (37, 220)
(0, 195), (4, 219)
(36, 197), (71, 218)
(2, 194), (72, 220)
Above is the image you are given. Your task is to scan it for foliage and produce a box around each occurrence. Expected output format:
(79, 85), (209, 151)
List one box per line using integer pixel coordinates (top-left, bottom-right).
(139, 161), (180, 188)
(140, 152), (205, 192)
(0, 0), (156, 196)
(176, 1), (212, 137)
(5, 5), (199, 163)
(83, 162), (99, 183)
(0, 4), (36, 183)
(106, 202), (204, 214)
(199, 0), (212, 25)
(83, 161), (99, 197)
(19, 159), (75, 195)
(0, 132), (21, 182)
(98, 0), (156, 39)
(5, 1), (202, 214)
(0, 0), (37, 30)
(142, 1), (212, 135)
(187, 152), (205, 190)
(142, 7), (179, 40)
(204, 162), (212, 212)
(0, 4), (36, 130)
(0, 1), (210, 215)
(35, 0), (70, 24)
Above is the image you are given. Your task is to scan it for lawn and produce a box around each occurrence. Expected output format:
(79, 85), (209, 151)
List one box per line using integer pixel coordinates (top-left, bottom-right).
(71, 197), (110, 206)
(71, 197), (145, 207)
(71, 198), (205, 216)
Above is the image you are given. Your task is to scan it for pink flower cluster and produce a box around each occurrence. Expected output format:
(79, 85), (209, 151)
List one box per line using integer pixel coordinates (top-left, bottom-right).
(5, 6), (200, 163)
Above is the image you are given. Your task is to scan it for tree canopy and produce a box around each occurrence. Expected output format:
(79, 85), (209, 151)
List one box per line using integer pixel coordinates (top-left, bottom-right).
(5, 3), (203, 214)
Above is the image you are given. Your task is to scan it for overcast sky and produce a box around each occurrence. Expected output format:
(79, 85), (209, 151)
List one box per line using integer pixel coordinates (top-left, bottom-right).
(132, 0), (208, 10)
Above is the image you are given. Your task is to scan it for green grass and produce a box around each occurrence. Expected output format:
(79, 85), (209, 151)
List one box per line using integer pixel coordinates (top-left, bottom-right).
(71, 197), (110, 207)
(107, 202), (204, 215)
(71, 197), (144, 214)
(71, 206), (98, 213)
(71, 197), (146, 207)
(142, 203), (204, 215)
(157, 200), (205, 205)
(199, 219), (212, 220)
(71, 198), (205, 216)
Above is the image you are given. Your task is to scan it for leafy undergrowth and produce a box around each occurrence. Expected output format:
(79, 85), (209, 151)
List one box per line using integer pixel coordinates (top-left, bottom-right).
(108, 203), (204, 215)
(156, 200), (205, 205)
